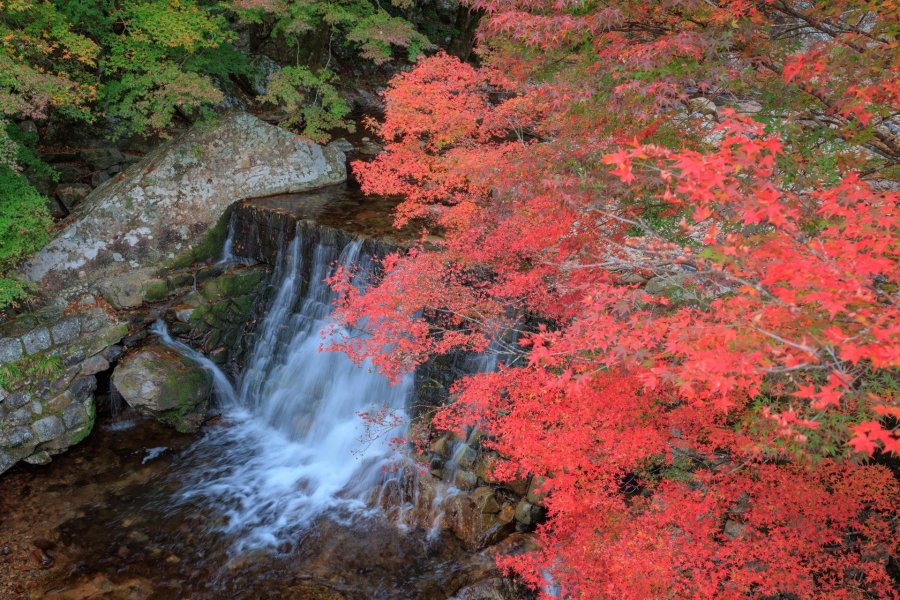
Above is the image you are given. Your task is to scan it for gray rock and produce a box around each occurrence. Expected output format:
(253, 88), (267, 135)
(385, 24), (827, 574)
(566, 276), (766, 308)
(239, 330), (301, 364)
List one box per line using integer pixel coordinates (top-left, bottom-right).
(0, 338), (23, 364)
(23, 451), (51, 465)
(6, 391), (30, 409)
(248, 54), (281, 95)
(103, 345), (124, 363)
(19, 120), (38, 135)
(514, 499), (541, 526)
(91, 170), (110, 187)
(24, 114), (347, 294)
(112, 343), (212, 432)
(63, 403), (88, 429)
(70, 376), (97, 402)
(79, 354), (110, 376)
(7, 406), (32, 426)
(0, 450), (14, 472)
(7, 426), (34, 447)
(97, 267), (158, 309)
(50, 317), (81, 345)
(54, 162), (85, 183)
(327, 138), (355, 153)
(735, 100), (762, 115)
(644, 272), (699, 304)
(689, 96), (717, 117)
(455, 444), (478, 470)
(80, 147), (125, 170)
(32, 415), (65, 443)
(54, 183), (93, 210)
(80, 307), (111, 333)
(22, 328), (51, 355)
(64, 350), (86, 368)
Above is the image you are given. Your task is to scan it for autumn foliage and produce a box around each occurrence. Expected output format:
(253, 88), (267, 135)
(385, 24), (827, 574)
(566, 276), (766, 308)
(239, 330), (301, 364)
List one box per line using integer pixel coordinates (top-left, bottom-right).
(330, 0), (900, 597)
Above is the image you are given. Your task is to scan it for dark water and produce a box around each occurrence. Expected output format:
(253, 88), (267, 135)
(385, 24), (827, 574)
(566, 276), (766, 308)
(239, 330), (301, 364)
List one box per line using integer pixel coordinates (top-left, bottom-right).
(0, 411), (497, 599)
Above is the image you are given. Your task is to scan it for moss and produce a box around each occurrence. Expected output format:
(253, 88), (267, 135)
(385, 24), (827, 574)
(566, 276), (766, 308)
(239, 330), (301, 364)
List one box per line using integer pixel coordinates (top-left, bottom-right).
(221, 270), (263, 296)
(167, 208), (232, 269)
(0, 351), (63, 391)
(161, 366), (211, 433)
(142, 279), (169, 302)
(188, 305), (209, 324)
(229, 294), (254, 315)
(68, 401), (96, 445)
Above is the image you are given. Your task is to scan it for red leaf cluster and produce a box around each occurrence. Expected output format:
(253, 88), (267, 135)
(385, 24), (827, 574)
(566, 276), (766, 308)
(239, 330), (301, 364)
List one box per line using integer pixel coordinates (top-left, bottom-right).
(331, 1), (900, 596)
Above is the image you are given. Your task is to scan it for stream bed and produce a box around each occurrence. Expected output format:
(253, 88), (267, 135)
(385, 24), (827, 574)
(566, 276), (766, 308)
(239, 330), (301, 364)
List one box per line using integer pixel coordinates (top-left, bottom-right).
(0, 190), (515, 599)
(0, 411), (494, 599)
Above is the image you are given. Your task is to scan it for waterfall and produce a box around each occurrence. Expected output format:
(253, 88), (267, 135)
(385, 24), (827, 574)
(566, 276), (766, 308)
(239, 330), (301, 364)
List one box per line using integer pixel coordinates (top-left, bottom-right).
(218, 211), (253, 266)
(159, 224), (412, 552)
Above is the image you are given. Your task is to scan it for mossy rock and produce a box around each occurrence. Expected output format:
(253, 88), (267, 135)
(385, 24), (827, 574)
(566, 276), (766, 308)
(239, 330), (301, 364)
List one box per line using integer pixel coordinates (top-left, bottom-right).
(142, 280), (169, 303)
(167, 208), (232, 270)
(111, 343), (212, 433)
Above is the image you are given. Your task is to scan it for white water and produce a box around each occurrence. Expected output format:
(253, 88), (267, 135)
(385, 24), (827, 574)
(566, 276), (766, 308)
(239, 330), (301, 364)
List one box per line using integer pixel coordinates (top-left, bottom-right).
(158, 226), (412, 552)
(218, 211), (254, 266)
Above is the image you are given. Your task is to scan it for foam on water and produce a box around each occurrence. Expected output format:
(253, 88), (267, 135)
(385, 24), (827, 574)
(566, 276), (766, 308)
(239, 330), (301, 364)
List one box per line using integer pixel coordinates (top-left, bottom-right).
(157, 226), (411, 552)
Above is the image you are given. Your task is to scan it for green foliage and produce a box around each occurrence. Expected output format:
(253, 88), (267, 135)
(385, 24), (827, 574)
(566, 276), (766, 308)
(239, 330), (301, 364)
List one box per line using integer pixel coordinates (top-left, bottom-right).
(0, 166), (52, 309)
(0, 351), (63, 390)
(234, 0), (431, 65)
(262, 66), (353, 142)
(0, 167), (52, 273)
(0, 278), (38, 309)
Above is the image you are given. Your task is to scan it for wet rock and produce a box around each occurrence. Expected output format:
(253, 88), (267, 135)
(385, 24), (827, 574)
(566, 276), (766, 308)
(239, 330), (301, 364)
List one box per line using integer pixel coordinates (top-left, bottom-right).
(63, 402), (89, 429)
(454, 469), (478, 491)
(453, 577), (519, 600)
(514, 499), (541, 526)
(444, 487), (514, 551)
(455, 444), (478, 470)
(24, 450), (52, 465)
(80, 147), (125, 170)
(70, 376), (98, 402)
(54, 183), (92, 211)
(97, 267), (160, 309)
(25, 113), (347, 295)
(103, 344), (124, 363)
(112, 344), (212, 432)
(79, 354), (110, 376)
(525, 476), (548, 504)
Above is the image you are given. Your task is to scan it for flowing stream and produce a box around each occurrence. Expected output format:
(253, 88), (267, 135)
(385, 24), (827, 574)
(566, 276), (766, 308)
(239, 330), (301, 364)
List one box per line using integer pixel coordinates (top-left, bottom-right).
(0, 195), (520, 598)
(161, 226), (412, 552)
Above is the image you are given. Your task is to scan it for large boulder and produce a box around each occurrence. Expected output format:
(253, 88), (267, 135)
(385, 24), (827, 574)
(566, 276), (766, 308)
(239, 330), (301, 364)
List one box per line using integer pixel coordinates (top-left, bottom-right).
(24, 113), (347, 295)
(112, 344), (212, 433)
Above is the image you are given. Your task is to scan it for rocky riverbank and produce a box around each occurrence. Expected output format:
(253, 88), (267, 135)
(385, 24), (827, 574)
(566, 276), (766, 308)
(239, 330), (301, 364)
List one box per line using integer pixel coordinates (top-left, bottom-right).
(0, 112), (540, 599)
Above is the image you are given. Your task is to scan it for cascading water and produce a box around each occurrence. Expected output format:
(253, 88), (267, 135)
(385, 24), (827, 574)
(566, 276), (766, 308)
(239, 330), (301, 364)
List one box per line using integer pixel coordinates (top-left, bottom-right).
(160, 225), (412, 552)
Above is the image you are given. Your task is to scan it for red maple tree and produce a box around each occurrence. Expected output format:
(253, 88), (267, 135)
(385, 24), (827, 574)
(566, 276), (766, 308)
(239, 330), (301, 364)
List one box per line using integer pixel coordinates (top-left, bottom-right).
(330, 1), (900, 597)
